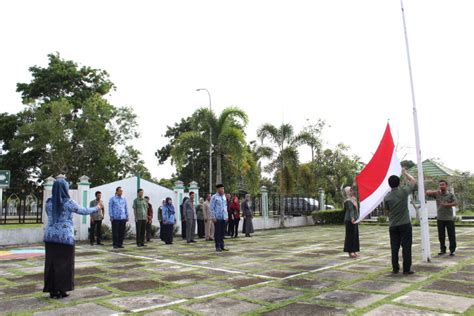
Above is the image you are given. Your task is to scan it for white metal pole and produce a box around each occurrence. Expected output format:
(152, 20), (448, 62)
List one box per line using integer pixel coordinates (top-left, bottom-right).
(197, 88), (213, 193)
(400, 0), (431, 262)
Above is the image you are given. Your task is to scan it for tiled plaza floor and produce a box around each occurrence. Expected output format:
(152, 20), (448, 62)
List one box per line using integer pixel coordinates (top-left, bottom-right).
(0, 224), (473, 315)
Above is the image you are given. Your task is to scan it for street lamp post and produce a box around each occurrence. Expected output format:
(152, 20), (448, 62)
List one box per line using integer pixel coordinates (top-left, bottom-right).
(196, 88), (212, 194)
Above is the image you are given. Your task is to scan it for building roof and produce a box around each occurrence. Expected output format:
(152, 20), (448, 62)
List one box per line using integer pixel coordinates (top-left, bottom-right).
(408, 159), (455, 177)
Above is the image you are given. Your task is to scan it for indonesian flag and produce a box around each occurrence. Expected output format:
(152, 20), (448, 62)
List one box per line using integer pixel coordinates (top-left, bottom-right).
(355, 124), (401, 223)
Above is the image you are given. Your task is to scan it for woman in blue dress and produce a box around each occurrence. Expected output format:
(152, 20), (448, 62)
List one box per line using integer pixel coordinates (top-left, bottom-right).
(43, 179), (101, 299)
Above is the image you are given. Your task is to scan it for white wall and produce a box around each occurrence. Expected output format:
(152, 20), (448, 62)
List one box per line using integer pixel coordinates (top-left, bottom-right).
(88, 177), (175, 230)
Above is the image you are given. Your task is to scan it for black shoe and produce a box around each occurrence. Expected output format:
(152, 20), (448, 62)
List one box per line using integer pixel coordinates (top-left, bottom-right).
(221, 248), (229, 251)
(90, 243), (94, 246)
(59, 291), (69, 298)
(403, 270), (415, 275)
(191, 240), (197, 243)
(438, 251), (447, 256)
(118, 245), (124, 248)
(392, 269), (399, 274)
(97, 243), (104, 246)
(449, 252), (456, 256)
(216, 249), (222, 252)
(113, 246), (119, 249)
(49, 291), (60, 299)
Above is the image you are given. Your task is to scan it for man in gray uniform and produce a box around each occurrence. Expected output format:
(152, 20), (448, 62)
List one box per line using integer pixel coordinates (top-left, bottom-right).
(184, 192), (197, 243)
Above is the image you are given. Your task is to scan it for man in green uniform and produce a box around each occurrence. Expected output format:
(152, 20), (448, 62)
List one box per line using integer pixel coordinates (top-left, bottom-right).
(427, 180), (458, 256)
(384, 169), (417, 275)
(133, 189), (148, 247)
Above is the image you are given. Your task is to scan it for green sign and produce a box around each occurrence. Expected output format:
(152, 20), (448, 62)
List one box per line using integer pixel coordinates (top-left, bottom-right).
(0, 170), (10, 188)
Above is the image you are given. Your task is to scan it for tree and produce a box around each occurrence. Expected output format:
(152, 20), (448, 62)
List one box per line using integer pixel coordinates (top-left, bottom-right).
(312, 144), (361, 205)
(1, 53), (149, 187)
(298, 118), (326, 162)
(257, 123), (303, 195)
(170, 107), (249, 189)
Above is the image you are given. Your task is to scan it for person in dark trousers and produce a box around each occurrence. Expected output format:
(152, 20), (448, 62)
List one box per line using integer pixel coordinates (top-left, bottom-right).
(230, 195), (241, 238)
(184, 192), (197, 243)
(196, 198), (205, 238)
(343, 186), (359, 258)
(109, 187), (129, 249)
(180, 197), (188, 240)
(162, 197), (176, 245)
(89, 191), (104, 246)
(44, 179), (101, 299)
(427, 180), (458, 256)
(242, 194), (254, 237)
(383, 168), (417, 275)
(226, 193), (233, 237)
(133, 189), (148, 247)
(158, 199), (165, 241)
(211, 184), (229, 252)
(145, 196), (153, 242)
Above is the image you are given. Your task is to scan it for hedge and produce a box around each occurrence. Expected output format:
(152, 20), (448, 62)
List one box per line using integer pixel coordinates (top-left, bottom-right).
(312, 209), (345, 225)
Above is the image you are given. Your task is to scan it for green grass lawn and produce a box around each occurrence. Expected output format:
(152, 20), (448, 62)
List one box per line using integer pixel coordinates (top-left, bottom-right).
(458, 210), (474, 216)
(0, 223), (42, 230)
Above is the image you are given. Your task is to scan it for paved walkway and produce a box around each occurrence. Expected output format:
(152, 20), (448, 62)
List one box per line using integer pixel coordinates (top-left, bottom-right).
(0, 224), (473, 315)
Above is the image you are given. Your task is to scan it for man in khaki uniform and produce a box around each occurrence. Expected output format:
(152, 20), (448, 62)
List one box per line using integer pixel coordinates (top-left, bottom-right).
(133, 189), (148, 247)
(203, 194), (214, 241)
(384, 169), (417, 275)
(427, 180), (458, 256)
(89, 191), (105, 246)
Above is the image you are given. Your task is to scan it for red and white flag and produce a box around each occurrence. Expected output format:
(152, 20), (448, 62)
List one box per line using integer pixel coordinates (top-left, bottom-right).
(355, 124), (401, 223)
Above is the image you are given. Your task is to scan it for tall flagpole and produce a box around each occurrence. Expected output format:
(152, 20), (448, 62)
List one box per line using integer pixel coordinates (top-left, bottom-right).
(400, 0), (431, 262)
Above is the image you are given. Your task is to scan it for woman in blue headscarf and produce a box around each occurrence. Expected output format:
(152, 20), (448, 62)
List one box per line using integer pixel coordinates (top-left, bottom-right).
(43, 179), (102, 299)
(162, 197), (176, 244)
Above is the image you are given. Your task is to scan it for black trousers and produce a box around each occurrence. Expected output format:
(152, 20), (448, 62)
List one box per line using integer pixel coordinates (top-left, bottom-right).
(136, 220), (146, 246)
(146, 222), (152, 241)
(197, 219), (205, 238)
(233, 219), (240, 237)
(43, 242), (74, 293)
(159, 221), (164, 240)
(389, 223), (412, 272)
(89, 220), (102, 244)
(437, 220), (456, 253)
(214, 220), (226, 250)
(112, 220), (126, 248)
(181, 220), (187, 239)
(227, 218), (234, 236)
(162, 223), (174, 244)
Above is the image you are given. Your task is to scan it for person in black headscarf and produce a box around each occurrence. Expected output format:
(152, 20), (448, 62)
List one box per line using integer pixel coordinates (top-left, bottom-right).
(43, 179), (102, 299)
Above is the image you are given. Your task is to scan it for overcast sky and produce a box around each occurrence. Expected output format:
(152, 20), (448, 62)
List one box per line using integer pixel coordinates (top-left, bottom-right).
(0, 0), (472, 181)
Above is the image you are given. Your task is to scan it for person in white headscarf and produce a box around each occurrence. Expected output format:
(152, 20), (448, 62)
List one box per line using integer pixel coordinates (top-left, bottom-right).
(343, 186), (360, 258)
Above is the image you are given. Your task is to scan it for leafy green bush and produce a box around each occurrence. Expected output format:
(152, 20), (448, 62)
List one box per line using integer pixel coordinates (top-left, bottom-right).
(150, 225), (159, 238)
(377, 216), (388, 223)
(312, 209), (345, 225)
(101, 224), (112, 240)
(125, 224), (135, 239)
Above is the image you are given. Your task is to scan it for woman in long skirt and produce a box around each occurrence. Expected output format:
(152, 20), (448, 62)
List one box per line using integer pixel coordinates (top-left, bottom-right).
(241, 194), (254, 237)
(43, 179), (101, 299)
(343, 186), (360, 258)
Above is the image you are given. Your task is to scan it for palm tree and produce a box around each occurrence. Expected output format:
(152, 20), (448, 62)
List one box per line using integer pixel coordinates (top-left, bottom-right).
(171, 106), (248, 188)
(256, 123), (302, 195)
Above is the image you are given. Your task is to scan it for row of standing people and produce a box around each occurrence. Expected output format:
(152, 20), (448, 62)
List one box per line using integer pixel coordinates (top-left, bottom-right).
(343, 169), (458, 275)
(88, 186), (256, 249)
(179, 193), (255, 241)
